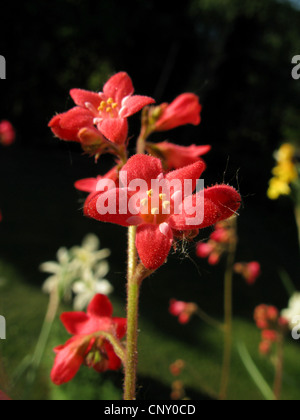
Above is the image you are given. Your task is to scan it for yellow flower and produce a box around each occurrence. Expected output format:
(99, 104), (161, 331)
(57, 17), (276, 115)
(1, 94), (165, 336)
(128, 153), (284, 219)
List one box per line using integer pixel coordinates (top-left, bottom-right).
(272, 161), (298, 183)
(267, 177), (291, 200)
(276, 143), (296, 162)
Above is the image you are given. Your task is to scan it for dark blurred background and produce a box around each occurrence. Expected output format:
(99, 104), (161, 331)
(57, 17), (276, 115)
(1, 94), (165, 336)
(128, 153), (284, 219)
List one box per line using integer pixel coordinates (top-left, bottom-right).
(0, 0), (300, 400)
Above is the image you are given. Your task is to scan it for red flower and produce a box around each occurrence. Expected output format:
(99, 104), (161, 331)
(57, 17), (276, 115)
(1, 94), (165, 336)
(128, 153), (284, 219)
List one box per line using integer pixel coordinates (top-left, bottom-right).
(84, 154), (241, 270)
(169, 300), (198, 324)
(234, 261), (261, 285)
(49, 72), (154, 145)
(146, 141), (211, 170)
(154, 94), (202, 132)
(196, 221), (236, 265)
(51, 294), (126, 385)
(0, 120), (15, 146)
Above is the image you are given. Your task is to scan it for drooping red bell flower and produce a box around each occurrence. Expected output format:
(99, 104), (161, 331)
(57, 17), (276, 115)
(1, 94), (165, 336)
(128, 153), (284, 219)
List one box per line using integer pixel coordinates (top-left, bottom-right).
(84, 154), (241, 271)
(169, 299), (198, 324)
(146, 141), (211, 170)
(153, 93), (202, 132)
(51, 294), (126, 386)
(0, 120), (15, 146)
(49, 72), (155, 145)
(234, 261), (261, 285)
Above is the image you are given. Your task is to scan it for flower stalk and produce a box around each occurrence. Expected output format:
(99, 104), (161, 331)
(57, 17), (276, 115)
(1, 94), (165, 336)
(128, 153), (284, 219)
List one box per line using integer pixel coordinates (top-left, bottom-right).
(219, 217), (238, 401)
(273, 333), (284, 401)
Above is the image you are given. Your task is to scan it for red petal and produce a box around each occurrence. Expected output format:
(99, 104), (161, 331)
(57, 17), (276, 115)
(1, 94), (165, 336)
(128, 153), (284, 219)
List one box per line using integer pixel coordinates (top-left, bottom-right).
(120, 154), (163, 189)
(155, 93), (202, 131)
(87, 294), (113, 318)
(165, 161), (206, 196)
(113, 317), (127, 339)
(60, 312), (89, 335)
(169, 196), (220, 230)
(119, 95), (155, 118)
(49, 107), (94, 142)
(75, 177), (99, 193)
(70, 89), (101, 110)
(84, 188), (133, 227)
(136, 224), (173, 270)
(97, 118), (128, 144)
(170, 185), (241, 230)
(105, 341), (123, 371)
(51, 336), (88, 385)
(205, 185), (241, 221)
(103, 72), (134, 104)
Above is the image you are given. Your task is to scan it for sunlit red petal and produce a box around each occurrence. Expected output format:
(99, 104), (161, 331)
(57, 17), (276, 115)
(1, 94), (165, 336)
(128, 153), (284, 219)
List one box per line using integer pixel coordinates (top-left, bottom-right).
(87, 294), (113, 318)
(84, 188), (132, 227)
(103, 72), (134, 104)
(60, 312), (89, 335)
(51, 336), (88, 385)
(120, 154), (163, 188)
(97, 118), (128, 144)
(119, 95), (155, 118)
(70, 89), (101, 110)
(165, 160), (206, 196)
(49, 107), (94, 142)
(204, 185), (241, 221)
(136, 224), (173, 270)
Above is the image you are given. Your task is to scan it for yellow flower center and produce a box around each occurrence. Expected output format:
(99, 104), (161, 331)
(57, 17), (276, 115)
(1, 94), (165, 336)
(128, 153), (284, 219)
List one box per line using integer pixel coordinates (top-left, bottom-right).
(140, 190), (171, 224)
(97, 97), (118, 117)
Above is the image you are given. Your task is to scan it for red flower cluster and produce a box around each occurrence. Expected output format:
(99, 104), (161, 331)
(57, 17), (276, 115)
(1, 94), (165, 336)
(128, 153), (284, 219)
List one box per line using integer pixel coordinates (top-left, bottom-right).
(254, 305), (288, 355)
(85, 154), (241, 270)
(169, 299), (198, 324)
(196, 220), (236, 265)
(49, 72), (154, 157)
(170, 359), (186, 376)
(234, 262), (261, 285)
(51, 294), (126, 385)
(0, 120), (15, 146)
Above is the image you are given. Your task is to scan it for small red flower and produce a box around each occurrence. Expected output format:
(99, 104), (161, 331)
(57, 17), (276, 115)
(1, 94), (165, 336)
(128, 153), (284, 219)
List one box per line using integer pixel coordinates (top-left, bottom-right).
(0, 120), (15, 146)
(146, 141), (211, 170)
(154, 94), (202, 132)
(169, 300), (198, 324)
(49, 72), (154, 145)
(51, 294), (126, 385)
(84, 154), (241, 270)
(196, 221), (236, 265)
(234, 261), (261, 285)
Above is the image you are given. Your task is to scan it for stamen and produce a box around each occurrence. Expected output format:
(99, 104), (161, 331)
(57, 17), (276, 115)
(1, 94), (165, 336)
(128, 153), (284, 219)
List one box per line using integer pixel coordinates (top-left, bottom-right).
(162, 201), (170, 210)
(112, 103), (118, 109)
(140, 198), (148, 207)
(147, 189), (153, 197)
(159, 193), (166, 200)
(106, 107), (112, 113)
(151, 208), (159, 215)
(107, 98), (114, 104)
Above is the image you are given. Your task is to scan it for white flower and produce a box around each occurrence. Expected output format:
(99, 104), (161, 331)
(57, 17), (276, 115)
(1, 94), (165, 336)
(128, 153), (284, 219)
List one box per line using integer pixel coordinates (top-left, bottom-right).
(40, 247), (79, 300)
(281, 292), (300, 329)
(40, 234), (113, 309)
(71, 234), (111, 270)
(72, 263), (113, 311)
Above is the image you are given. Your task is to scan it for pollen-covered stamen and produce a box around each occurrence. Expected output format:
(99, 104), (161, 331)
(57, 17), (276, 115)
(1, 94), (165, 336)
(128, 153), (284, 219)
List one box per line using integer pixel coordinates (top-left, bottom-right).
(97, 97), (119, 118)
(140, 189), (172, 224)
